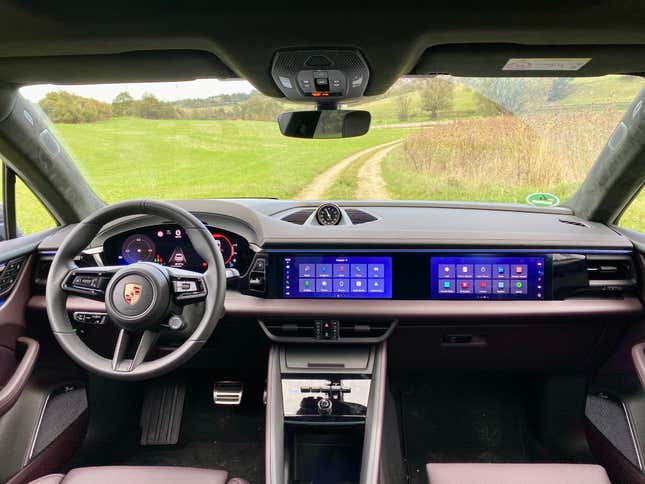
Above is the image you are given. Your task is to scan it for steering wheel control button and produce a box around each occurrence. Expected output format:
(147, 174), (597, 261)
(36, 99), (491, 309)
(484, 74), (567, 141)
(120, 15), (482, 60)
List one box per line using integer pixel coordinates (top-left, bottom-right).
(73, 275), (99, 288)
(173, 280), (198, 293)
(73, 312), (107, 325)
(168, 315), (186, 331)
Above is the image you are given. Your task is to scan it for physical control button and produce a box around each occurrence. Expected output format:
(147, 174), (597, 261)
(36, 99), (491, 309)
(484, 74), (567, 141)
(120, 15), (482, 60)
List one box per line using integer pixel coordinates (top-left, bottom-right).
(317, 398), (333, 415)
(73, 312), (107, 325)
(252, 258), (267, 272)
(248, 257), (267, 293)
(72, 275), (108, 290)
(173, 280), (198, 293)
(168, 315), (186, 331)
(278, 76), (293, 89)
(315, 320), (339, 340)
(248, 274), (266, 292)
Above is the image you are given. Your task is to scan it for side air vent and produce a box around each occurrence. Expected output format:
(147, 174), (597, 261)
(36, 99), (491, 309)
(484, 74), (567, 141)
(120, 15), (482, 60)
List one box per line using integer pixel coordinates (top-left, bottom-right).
(281, 209), (315, 225)
(33, 257), (52, 291)
(586, 255), (636, 290)
(33, 253), (98, 292)
(558, 218), (589, 228)
(345, 208), (378, 224)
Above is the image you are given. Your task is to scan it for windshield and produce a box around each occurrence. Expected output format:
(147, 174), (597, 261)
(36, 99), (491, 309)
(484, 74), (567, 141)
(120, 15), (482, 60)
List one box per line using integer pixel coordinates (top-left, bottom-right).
(20, 75), (645, 205)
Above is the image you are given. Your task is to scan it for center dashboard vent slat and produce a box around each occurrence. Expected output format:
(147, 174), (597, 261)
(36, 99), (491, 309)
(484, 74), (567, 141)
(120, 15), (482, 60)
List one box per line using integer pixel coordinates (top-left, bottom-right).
(281, 209), (315, 225)
(281, 207), (377, 225)
(345, 208), (378, 224)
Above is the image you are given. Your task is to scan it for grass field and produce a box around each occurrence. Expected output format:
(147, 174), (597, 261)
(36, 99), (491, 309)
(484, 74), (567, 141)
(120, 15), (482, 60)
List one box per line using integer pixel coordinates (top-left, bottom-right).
(55, 118), (410, 202)
(381, 109), (645, 231)
(8, 118), (411, 234)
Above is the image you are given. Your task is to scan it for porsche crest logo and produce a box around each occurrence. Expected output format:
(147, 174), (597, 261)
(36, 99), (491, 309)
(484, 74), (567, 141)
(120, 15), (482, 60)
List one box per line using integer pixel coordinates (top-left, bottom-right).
(124, 283), (142, 305)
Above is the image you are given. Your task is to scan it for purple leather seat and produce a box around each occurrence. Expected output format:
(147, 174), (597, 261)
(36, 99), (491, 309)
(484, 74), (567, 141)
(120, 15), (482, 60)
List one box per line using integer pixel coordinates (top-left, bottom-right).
(426, 463), (611, 484)
(29, 466), (249, 484)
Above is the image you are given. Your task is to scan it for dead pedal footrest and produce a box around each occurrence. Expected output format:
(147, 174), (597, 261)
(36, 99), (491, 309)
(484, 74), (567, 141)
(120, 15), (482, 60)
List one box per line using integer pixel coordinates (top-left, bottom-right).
(139, 381), (186, 446)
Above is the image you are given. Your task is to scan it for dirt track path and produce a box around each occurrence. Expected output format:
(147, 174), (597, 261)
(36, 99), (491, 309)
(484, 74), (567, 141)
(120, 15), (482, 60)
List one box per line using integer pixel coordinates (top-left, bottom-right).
(295, 139), (402, 200)
(355, 143), (400, 200)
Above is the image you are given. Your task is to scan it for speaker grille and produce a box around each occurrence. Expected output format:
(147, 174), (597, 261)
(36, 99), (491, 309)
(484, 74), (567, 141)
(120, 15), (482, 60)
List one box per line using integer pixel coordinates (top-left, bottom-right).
(585, 394), (642, 469)
(30, 386), (87, 459)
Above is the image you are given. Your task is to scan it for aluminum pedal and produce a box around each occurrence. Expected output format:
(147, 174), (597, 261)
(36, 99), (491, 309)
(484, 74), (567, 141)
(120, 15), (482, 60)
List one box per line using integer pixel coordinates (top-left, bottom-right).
(213, 380), (244, 406)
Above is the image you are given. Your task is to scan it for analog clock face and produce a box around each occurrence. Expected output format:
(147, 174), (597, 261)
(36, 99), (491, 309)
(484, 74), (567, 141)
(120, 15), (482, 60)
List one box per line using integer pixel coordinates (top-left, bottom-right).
(316, 203), (342, 225)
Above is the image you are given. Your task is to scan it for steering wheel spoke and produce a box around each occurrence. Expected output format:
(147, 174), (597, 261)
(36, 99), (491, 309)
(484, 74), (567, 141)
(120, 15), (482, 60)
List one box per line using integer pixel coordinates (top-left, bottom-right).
(166, 267), (208, 303)
(112, 329), (160, 372)
(61, 265), (122, 299)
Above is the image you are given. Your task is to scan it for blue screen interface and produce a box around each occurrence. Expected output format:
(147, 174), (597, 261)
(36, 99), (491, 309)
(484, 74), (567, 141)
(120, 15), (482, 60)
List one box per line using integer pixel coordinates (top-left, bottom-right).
(431, 256), (545, 300)
(283, 256), (393, 299)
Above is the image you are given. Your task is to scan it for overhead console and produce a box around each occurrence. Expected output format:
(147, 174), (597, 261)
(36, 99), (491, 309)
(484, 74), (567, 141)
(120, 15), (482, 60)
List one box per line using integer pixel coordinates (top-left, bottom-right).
(271, 49), (370, 101)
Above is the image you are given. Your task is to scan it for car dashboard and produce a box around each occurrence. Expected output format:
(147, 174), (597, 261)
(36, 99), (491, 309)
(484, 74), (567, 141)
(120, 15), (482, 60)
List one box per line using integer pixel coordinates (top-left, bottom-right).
(34, 198), (635, 333)
(22, 198), (642, 372)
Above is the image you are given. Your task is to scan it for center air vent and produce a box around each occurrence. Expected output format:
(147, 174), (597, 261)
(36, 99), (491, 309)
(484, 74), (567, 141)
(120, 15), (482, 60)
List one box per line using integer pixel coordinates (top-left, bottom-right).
(281, 209), (315, 225)
(281, 207), (377, 225)
(259, 320), (396, 343)
(345, 208), (378, 224)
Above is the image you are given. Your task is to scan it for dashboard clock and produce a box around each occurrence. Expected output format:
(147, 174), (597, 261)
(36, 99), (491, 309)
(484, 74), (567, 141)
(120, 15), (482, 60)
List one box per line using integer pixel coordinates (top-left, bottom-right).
(316, 203), (342, 226)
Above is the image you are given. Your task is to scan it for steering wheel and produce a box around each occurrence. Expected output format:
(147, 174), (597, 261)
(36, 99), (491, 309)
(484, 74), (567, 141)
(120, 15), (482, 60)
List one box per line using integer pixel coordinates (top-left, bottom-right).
(46, 200), (226, 381)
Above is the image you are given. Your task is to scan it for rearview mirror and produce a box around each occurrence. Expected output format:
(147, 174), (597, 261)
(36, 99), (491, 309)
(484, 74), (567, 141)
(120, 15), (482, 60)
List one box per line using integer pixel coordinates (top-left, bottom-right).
(277, 110), (371, 139)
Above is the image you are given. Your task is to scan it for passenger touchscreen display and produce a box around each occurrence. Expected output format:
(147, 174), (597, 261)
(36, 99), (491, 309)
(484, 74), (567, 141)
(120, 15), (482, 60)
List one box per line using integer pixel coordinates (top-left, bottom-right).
(431, 256), (545, 300)
(282, 256), (393, 299)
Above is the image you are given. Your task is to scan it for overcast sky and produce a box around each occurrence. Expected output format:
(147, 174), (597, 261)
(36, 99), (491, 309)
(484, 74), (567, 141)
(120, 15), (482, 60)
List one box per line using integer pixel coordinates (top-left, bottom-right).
(20, 79), (256, 103)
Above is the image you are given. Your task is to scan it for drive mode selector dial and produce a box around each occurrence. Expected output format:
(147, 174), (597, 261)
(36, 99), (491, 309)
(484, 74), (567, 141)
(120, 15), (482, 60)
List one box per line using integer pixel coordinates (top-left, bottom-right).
(316, 203), (342, 225)
(318, 398), (333, 415)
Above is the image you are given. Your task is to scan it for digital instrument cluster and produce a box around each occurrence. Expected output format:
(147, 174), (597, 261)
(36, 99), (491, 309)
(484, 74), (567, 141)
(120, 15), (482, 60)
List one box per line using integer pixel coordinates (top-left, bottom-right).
(103, 224), (252, 273)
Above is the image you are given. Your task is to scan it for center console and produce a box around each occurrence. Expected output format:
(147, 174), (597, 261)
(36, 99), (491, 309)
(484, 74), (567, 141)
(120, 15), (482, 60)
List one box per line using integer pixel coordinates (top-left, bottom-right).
(260, 249), (635, 483)
(266, 344), (387, 484)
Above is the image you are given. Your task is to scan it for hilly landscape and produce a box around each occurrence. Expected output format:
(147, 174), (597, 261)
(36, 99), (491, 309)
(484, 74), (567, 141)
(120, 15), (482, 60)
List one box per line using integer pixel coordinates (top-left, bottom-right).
(11, 75), (645, 234)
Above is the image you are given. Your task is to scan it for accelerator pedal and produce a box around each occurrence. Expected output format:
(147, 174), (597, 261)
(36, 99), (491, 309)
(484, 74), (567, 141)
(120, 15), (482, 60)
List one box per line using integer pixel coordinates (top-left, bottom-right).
(139, 381), (186, 445)
(213, 380), (244, 406)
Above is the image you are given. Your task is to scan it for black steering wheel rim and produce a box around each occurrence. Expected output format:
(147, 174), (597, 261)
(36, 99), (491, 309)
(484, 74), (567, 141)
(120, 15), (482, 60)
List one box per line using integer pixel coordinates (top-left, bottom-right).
(46, 199), (226, 381)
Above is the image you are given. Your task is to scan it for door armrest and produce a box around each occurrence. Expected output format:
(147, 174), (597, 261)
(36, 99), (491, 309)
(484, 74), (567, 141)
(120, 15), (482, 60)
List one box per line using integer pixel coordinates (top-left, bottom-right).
(0, 336), (39, 417)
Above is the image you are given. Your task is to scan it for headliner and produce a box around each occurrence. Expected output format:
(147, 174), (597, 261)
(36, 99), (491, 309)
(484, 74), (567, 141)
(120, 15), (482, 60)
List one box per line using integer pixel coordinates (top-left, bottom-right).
(2, 1), (645, 97)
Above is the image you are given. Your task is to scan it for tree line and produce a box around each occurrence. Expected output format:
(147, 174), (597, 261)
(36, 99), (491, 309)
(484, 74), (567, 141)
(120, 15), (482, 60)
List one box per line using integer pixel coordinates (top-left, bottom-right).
(39, 90), (287, 124)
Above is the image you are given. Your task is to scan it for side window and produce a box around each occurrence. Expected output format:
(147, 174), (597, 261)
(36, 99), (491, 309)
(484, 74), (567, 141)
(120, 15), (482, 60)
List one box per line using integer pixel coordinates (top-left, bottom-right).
(1, 162), (56, 240)
(619, 187), (645, 232)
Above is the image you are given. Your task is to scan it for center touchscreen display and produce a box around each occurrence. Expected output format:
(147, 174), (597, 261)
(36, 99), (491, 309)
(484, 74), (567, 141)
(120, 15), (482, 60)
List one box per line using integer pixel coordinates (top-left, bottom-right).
(431, 256), (545, 300)
(282, 256), (393, 299)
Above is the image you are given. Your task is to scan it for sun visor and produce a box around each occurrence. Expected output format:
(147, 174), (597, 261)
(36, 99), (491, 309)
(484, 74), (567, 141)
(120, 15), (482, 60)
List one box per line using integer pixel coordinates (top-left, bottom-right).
(414, 44), (645, 77)
(0, 50), (237, 86)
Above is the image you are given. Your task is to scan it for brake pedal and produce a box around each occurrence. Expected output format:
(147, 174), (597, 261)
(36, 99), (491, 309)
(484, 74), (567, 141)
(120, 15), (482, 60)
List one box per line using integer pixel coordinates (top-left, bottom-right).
(213, 381), (244, 406)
